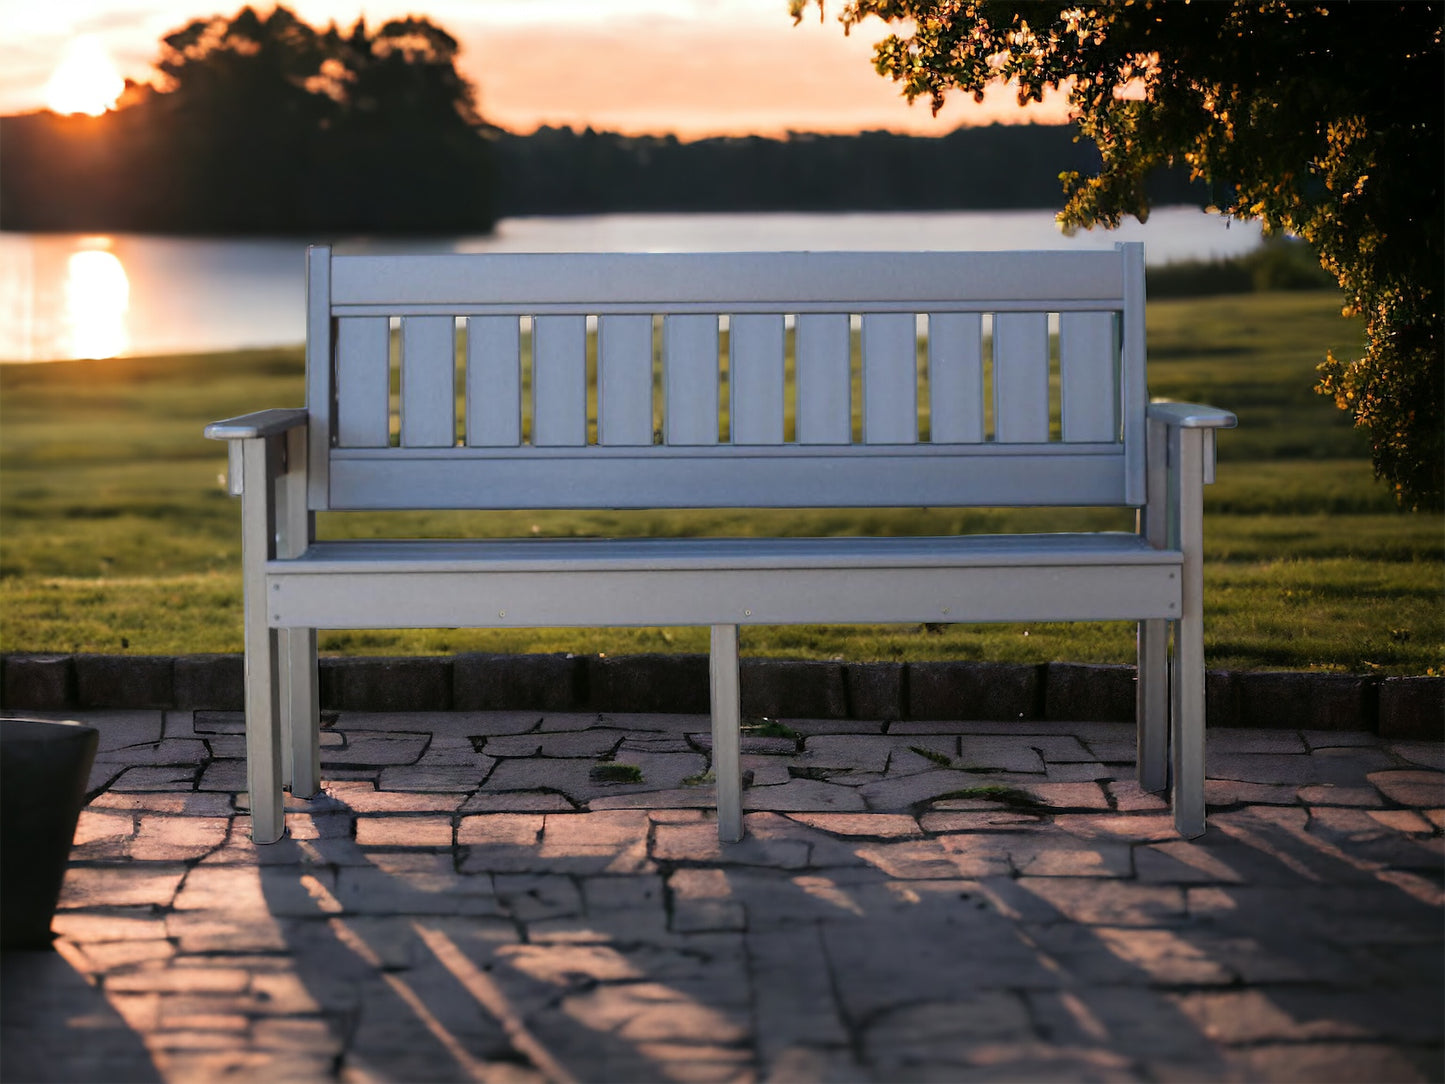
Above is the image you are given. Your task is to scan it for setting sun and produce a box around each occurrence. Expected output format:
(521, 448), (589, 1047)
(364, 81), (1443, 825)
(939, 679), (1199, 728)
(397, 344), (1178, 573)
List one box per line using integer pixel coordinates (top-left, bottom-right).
(44, 36), (124, 117)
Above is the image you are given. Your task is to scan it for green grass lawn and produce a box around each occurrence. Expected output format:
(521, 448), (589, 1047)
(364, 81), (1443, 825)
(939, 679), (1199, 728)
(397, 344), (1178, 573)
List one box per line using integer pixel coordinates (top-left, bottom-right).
(1, 290), (1440, 672)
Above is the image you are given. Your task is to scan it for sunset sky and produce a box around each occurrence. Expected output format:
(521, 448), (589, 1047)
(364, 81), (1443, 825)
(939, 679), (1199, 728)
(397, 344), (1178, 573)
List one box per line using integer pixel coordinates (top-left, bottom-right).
(0, 0), (1070, 138)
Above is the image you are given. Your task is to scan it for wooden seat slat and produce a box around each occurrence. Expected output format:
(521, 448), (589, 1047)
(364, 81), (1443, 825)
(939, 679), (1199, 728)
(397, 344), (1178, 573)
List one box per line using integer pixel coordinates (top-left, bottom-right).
(281, 532), (1181, 575)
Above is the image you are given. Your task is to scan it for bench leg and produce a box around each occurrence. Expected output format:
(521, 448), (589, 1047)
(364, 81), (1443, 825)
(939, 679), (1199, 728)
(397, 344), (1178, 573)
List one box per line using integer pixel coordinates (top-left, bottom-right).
(244, 628), (285, 844)
(281, 627), (320, 799)
(275, 423), (318, 801)
(1172, 617), (1206, 838)
(709, 624), (743, 843)
(1171, 428), (1207, 838)
(1136, 619), (1169, 792)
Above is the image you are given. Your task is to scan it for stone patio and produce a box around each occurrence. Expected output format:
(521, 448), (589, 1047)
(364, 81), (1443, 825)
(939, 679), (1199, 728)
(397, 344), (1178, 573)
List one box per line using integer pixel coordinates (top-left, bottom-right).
(2, 707), (1442, 1082)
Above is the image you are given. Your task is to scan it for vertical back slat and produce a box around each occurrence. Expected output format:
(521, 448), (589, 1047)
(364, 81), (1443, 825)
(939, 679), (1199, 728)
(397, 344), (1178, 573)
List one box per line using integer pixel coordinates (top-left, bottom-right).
(861, 313), (918, 444)
(305, 245), (331, 508)
(795, 313), (851, 445)
(728, 313), (785, 445)
(928, 312), (984, 443)
(533, 315), (587, 446)
(598, 314), (655, 446)
(1059, 311), (1118, 443)
(335, 316), (391, 447)
(400, 316), (456, 448)
(1119, 242), (1149, 505)
(664, 314), (719, 446)
(993, 312), (1050, 443)
(465, 316), (521, 447)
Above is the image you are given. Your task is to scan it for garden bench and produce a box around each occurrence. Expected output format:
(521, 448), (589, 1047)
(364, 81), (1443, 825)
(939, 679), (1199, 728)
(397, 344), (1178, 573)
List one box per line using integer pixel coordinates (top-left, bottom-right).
(206, 243), (1234, 845)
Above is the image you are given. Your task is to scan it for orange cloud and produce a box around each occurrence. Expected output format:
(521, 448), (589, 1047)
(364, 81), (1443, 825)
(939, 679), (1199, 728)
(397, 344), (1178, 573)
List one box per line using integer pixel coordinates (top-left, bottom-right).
(467, 15), (1070, 138)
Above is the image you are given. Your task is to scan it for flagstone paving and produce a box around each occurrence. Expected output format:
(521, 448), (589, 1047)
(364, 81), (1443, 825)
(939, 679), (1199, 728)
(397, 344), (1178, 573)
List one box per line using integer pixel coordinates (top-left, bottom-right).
(2, 708), (1441, 1083)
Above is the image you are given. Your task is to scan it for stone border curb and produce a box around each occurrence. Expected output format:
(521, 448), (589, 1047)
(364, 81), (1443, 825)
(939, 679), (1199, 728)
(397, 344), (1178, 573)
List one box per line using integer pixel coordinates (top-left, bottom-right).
(1, 653), (1440, 739)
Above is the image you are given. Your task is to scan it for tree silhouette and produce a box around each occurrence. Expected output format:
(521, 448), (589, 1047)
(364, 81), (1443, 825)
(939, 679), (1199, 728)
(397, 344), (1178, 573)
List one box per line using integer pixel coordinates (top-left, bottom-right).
(0, 6), (496, 234)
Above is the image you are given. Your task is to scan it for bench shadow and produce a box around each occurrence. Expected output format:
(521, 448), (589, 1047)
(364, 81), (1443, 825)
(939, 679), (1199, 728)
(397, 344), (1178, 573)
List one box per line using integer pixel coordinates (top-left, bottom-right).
(247, 713), (1443, 1081)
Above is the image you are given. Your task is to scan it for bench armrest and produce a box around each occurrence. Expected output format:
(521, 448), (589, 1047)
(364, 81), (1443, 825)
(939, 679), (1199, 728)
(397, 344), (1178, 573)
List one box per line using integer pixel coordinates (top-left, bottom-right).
(1146, 401), (1237, 430)
(205, 409), (309, 497)
(1146, 401), (1234, 488)
(204, 408), (309, 442)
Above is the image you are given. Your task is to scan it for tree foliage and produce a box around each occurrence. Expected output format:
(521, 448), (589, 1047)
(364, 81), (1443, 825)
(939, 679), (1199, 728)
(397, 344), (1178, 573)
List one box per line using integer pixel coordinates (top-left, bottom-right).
(0, 6), (495, 233)
(150, 5), (494, 232)
(795, 1), (1443, 509)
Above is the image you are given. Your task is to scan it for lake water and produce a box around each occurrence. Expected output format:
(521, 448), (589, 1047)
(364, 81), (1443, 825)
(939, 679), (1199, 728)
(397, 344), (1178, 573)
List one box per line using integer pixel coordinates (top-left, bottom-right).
(0, 208), (1264, 362)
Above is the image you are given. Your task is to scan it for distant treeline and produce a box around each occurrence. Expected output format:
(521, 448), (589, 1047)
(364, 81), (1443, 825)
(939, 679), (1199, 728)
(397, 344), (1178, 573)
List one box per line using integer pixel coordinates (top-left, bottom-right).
(488, 124), (1205, 217)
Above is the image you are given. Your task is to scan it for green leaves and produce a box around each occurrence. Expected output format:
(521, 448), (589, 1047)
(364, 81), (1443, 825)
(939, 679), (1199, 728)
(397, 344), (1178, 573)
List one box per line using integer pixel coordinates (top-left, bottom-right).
(797, 0), (1443, 508)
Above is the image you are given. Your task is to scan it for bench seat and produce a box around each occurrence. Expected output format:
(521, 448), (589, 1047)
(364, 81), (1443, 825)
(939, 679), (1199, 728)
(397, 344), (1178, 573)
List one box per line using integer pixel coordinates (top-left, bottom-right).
(286, 532), (1179, 573)
(268, 534), (1183, 629)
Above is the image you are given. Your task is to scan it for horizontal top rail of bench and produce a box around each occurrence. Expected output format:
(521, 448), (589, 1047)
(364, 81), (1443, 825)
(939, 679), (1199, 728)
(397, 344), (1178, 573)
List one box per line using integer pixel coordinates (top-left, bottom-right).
(327, 250), (1130, 312)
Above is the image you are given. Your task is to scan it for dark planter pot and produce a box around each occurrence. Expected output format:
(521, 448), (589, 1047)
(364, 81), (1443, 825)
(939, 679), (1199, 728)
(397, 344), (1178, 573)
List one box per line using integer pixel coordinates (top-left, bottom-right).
(1, 717), (98, 950)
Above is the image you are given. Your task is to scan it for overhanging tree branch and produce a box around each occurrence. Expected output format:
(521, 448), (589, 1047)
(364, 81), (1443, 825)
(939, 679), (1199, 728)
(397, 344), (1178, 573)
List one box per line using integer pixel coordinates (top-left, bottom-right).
(795, 0), (1443, 508)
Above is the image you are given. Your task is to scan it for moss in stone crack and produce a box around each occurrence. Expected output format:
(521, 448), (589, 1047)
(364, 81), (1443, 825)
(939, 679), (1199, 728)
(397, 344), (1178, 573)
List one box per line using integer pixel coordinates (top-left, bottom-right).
(788, 765), (834, 781)
(936, 784), (1045, 809)
(909, 744), (953, 767)
(589, 763), (643, 784)
(742, 717), (800, 741)
(686, 768), (757, 787)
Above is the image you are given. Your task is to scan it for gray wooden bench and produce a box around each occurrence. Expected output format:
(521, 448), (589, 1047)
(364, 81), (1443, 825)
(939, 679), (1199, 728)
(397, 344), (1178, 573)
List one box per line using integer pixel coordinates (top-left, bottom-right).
(206, 244), (1234, 845)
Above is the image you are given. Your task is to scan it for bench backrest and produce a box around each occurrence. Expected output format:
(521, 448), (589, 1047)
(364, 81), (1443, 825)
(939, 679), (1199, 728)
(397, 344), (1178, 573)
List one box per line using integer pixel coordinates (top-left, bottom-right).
(304, 245), (1148, 512)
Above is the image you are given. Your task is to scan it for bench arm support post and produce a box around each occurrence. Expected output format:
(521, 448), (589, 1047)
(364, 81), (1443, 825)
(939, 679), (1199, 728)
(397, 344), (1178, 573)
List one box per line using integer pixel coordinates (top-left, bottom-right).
(1136, 419), (1170, 793)
(1139, 401), (1233, 838)
(206, 410), (316, 841)
(277, 423), (320, 799)
(238, 436), (285, 843)
(1169, 425), (1208, 837)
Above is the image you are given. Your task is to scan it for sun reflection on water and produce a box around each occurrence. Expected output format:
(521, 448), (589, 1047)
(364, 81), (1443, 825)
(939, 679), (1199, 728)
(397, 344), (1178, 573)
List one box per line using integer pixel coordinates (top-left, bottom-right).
(64, 242), (130, 359)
